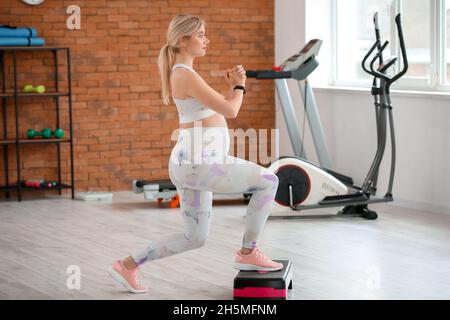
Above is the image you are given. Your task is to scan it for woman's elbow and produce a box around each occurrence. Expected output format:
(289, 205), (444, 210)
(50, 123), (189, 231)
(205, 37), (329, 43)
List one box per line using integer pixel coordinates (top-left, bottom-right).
(225, 109), (238, 119)
(218, 104), (238, 118)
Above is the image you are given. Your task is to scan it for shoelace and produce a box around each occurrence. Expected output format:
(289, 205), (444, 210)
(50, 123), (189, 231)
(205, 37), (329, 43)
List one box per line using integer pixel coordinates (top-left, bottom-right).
(254, 248), (269, 262)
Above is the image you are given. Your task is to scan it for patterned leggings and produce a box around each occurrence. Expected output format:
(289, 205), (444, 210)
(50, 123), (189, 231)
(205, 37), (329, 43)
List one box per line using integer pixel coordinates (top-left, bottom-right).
(131, 127), (279, 267)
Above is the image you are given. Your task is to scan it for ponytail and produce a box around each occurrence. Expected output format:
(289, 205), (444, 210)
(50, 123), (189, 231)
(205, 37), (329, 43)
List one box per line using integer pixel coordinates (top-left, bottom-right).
(157, 14), (205, 106)
(158, 44), (176, 106)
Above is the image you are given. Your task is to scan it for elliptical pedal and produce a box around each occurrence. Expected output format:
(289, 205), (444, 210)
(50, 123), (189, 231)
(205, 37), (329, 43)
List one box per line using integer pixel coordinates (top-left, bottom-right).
(319, 193), (368, 206)
(338, 205), (378, 220)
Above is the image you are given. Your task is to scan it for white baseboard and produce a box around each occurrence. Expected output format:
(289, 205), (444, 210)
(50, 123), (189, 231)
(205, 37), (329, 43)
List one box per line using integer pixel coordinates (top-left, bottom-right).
(393, 197), (450, 216)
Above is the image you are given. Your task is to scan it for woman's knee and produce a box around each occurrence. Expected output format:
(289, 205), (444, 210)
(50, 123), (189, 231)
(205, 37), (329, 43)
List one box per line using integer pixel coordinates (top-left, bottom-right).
(184, 232), (208, 249)
(261, 170), (279, 191)
(188, 238), (207, 249)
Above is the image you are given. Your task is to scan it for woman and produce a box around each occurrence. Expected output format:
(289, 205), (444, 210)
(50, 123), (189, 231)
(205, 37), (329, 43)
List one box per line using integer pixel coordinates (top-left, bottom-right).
(108, 14), (282, 294)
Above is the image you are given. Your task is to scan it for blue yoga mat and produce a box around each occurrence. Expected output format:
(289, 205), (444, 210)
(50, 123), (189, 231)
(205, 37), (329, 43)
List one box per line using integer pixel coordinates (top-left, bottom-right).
(0, 37), (45, 46)
(0, 26), (37, 38)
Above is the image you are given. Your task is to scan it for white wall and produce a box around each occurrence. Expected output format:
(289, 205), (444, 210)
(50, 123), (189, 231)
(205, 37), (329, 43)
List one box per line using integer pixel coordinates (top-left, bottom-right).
(274, 0), (307, 158)
(275, 0), (450, 214)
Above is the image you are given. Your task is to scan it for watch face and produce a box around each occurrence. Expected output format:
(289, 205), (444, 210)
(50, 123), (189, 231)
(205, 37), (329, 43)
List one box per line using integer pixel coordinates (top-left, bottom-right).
(21, 0), (45, 5)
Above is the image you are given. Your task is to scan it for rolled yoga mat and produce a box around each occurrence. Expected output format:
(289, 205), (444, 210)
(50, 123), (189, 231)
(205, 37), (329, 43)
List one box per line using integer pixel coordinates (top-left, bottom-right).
(0, 37), (45, 46)
(0, 26), (38, 38)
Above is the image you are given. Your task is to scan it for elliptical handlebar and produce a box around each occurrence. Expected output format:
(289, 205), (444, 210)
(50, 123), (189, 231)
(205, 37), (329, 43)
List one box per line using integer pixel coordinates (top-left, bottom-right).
(362, 40), (380, 77)
(389, 14), (409, 85)
(369, 41), (391, 81)
(362, 12), (384, 79)
(361, 13), (408, 88)
(374, 12), (384, 65)
(374, 12), (380, 34)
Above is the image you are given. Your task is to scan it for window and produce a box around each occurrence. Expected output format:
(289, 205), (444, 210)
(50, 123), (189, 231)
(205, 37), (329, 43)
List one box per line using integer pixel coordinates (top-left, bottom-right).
(306, 0), (450, 91)
(402, 0), (431, 81)
(336, 0), (393, 85)
(446, 1), (450, 84)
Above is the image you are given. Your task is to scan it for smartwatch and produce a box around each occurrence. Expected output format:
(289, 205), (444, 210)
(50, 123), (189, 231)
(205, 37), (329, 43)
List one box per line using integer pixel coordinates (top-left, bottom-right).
(233, 85), (246, 94)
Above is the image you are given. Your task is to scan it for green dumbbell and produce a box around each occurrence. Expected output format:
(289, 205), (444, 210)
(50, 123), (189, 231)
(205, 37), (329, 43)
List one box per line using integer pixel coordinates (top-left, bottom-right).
(27, 128), (52, 139)
(35, 85), (46, 93)
(23, 84), (46, 94)
(27, 128), (65, 139)
(53, 128), (64, 139)
(27, 128), (64, 139)
(24, 84), (34, 93)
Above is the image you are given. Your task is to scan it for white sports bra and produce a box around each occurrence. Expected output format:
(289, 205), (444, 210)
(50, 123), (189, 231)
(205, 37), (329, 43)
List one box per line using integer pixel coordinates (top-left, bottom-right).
(171, 64), (217, 124)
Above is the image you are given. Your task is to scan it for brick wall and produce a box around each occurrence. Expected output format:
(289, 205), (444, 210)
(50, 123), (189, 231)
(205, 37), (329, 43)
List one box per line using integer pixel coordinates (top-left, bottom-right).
(0, 0), (275, 194)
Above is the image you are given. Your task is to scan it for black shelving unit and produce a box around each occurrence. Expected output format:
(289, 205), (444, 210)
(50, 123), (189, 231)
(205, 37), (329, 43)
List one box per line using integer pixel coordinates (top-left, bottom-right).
(0, 47), (74, 201)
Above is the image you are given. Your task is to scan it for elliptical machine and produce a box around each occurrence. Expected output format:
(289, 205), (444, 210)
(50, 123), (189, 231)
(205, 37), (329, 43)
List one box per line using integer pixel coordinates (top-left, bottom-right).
(247, 13), (408, 219)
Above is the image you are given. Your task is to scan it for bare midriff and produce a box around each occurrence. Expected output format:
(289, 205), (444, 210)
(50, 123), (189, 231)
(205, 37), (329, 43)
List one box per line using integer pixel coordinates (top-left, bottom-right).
(179, 112), (228, 129)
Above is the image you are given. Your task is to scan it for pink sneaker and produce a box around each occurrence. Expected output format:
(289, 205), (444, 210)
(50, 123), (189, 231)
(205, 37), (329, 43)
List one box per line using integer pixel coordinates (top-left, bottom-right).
(233, 247), (283, 272)
(108, 260), (148, 294)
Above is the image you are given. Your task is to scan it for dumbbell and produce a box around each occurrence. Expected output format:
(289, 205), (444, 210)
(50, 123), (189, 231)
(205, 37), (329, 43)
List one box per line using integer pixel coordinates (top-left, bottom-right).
(27, 128), (64, 139)
(23, 179), (44, 188)
(23, 180), (58, 188)
(23, 84), (46, 94)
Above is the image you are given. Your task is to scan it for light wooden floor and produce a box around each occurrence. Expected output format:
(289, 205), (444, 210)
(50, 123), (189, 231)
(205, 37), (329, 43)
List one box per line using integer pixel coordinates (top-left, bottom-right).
(0, 191), (449, 300)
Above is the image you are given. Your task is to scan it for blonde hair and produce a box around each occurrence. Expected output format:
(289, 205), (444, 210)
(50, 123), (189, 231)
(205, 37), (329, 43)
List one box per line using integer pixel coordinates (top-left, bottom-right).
(157, 14), (205, 105)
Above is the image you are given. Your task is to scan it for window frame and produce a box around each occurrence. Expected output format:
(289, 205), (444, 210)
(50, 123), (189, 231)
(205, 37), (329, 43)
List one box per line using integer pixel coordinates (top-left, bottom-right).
(436, 0), (450, 90)
(325, 0), (450, 92)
